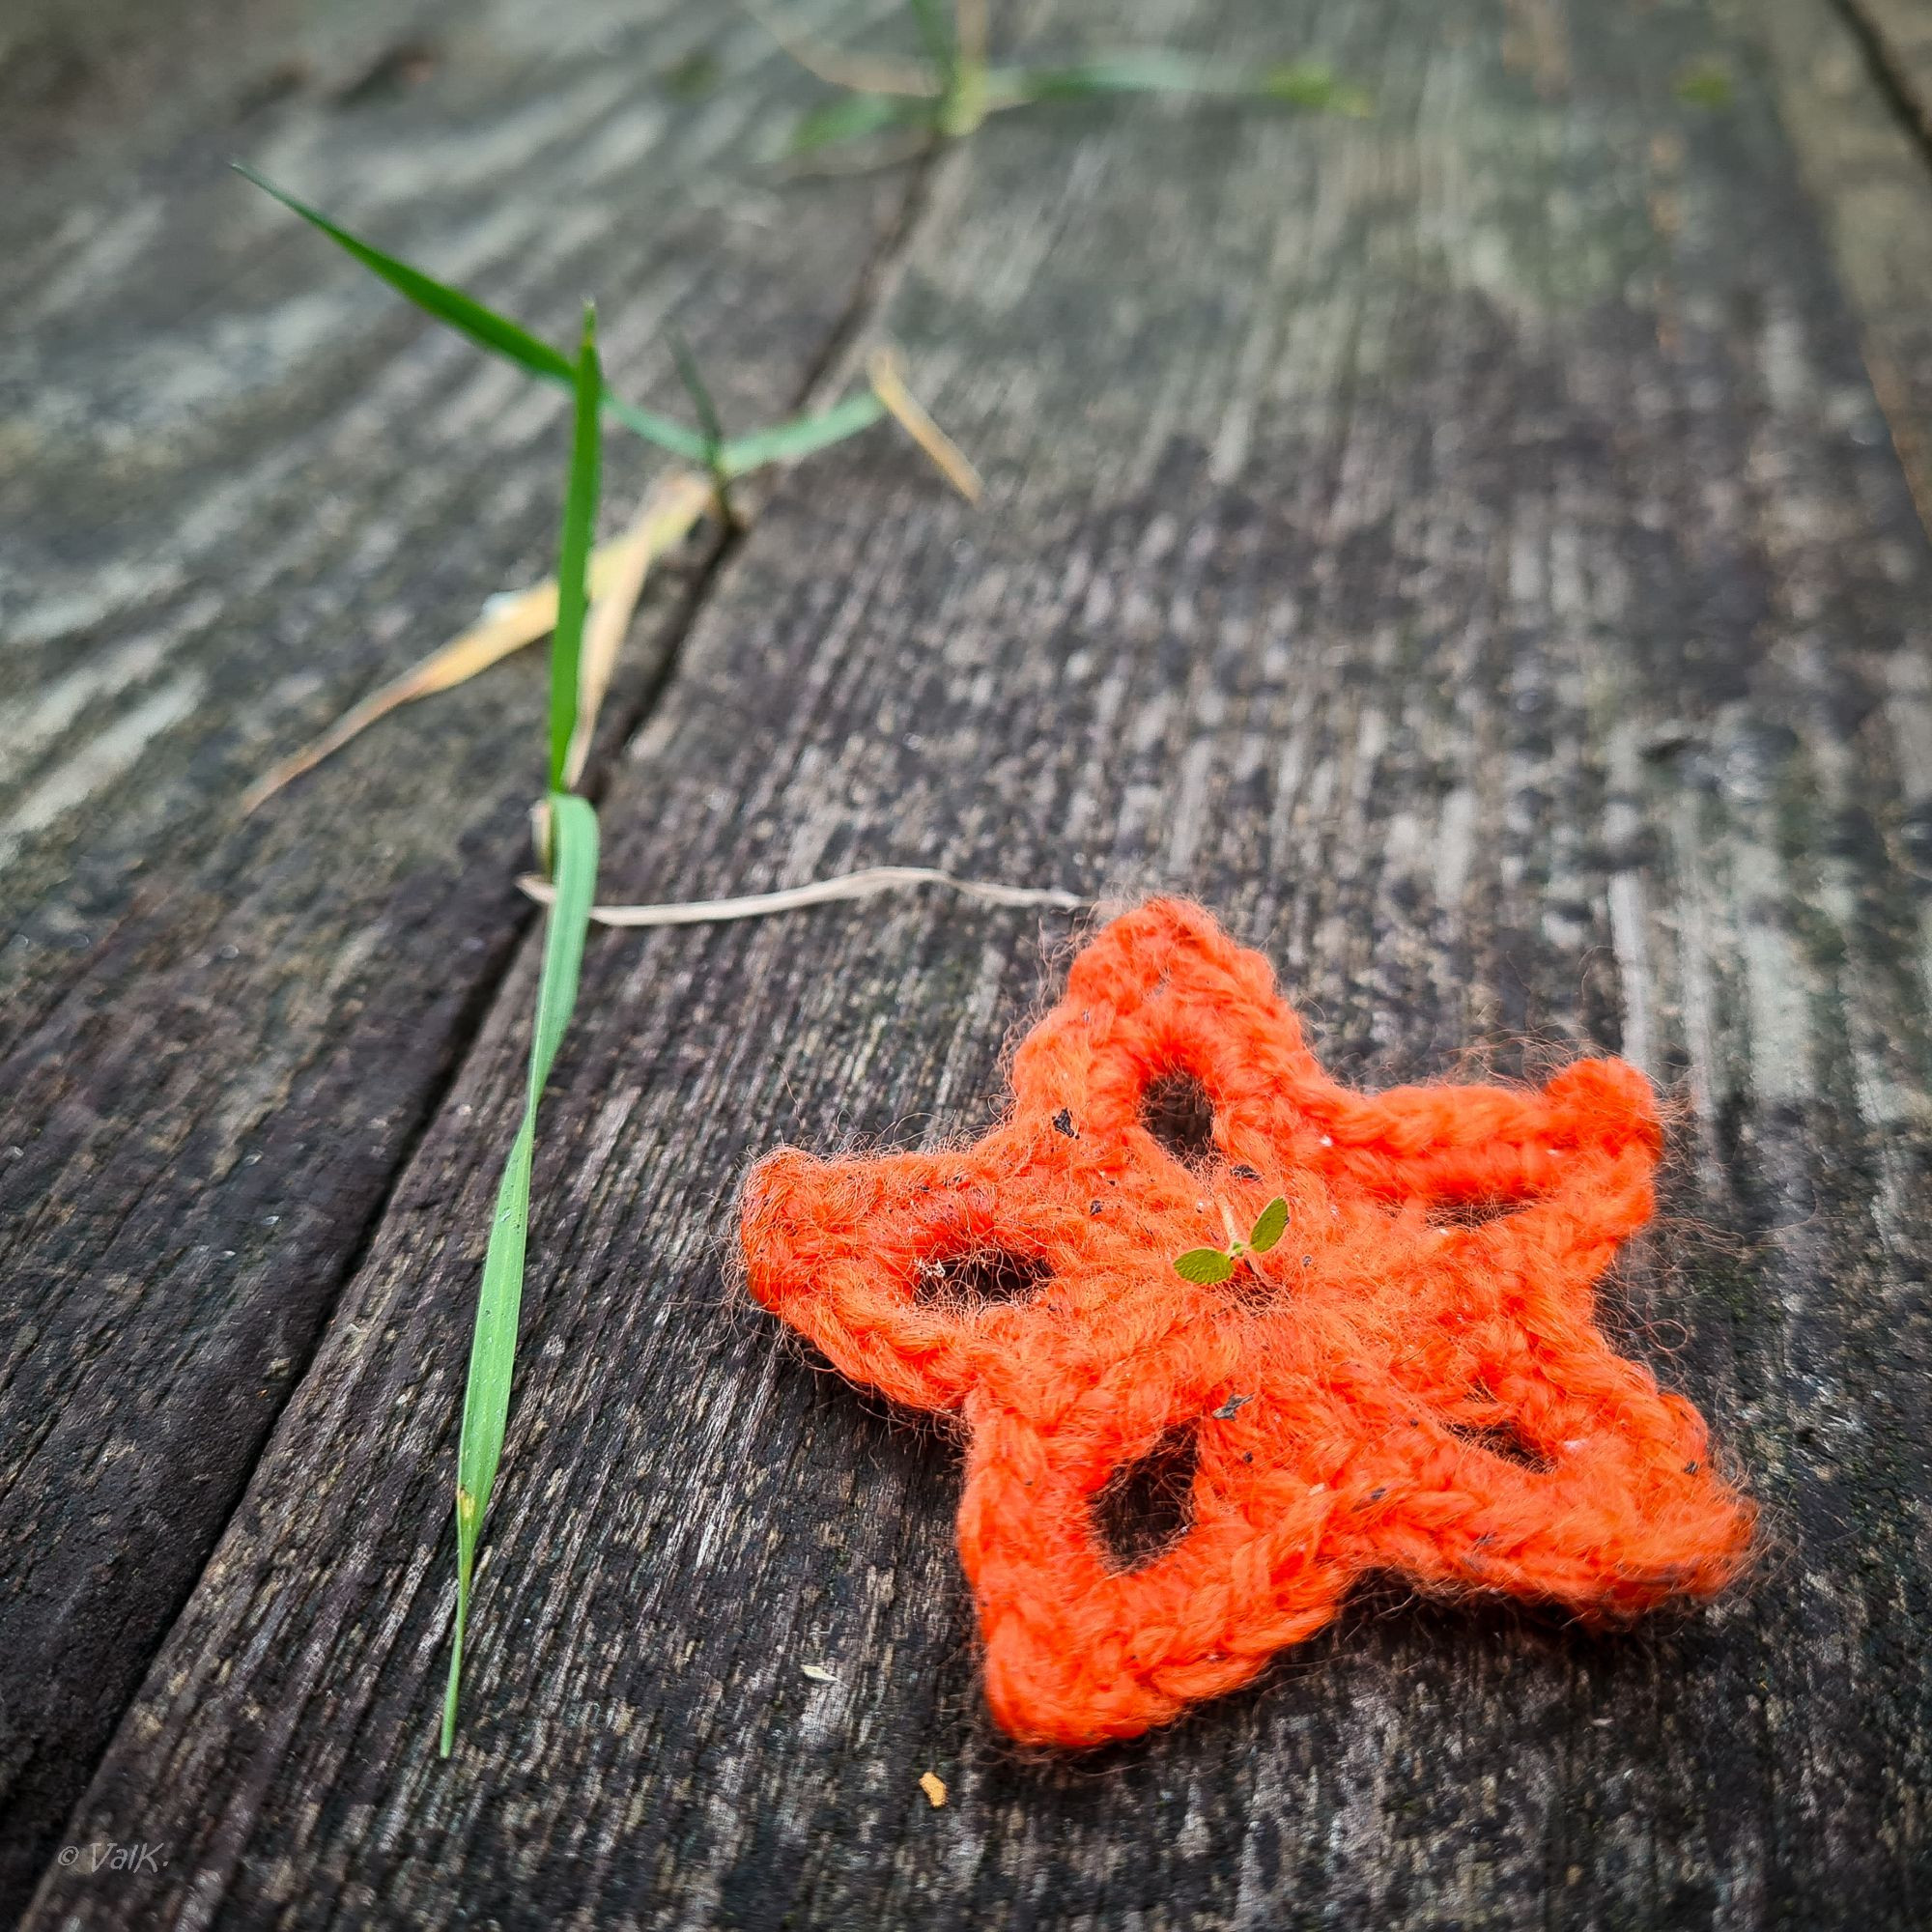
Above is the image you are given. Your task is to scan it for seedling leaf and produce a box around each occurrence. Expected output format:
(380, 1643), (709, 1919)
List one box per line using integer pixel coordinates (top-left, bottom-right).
(1175, 1247), (1236, 1286)
(1248, 1196), (1289, 1253)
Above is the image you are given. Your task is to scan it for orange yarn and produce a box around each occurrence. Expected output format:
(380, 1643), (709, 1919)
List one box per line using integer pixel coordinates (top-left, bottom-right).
(741, 899), (1753, 1747)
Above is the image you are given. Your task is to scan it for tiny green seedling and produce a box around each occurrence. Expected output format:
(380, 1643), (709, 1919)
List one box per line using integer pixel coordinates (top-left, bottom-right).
(756, 0), (1372, 163)
(1672, 58), (1734, 111)
(1175, 1195), (1289, 1286)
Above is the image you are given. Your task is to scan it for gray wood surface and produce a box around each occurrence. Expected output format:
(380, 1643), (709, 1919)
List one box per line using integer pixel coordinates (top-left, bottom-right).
(7, 0), (1932, 1926)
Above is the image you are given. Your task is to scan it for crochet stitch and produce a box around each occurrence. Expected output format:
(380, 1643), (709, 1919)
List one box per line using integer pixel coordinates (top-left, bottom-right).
(740, 899), (1753, 1747)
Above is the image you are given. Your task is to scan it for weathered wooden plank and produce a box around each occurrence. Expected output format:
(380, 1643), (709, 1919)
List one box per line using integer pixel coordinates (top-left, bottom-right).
(22, 0), (1932, 1926)
(0, 0), (920, 1910)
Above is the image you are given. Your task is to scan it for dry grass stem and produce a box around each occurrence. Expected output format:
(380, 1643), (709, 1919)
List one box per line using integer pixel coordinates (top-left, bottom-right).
(869, 348), (983, 501)
(564, 469), (719, 787)
(242, 538), (656, 812)
(517, 864), (1084, 927)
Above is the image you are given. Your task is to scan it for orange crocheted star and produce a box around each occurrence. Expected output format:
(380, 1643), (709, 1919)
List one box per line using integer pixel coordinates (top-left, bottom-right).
(741, 899), (1753, 1747)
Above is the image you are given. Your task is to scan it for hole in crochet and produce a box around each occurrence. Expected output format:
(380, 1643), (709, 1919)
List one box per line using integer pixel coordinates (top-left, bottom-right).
(1427, 1194), (1530, 1230)
(1092, 1423), (1200, 1572)
(1140, 1070), (1217, 1171)
(1445, 1417), (1552, 1472)
(914, 1246), (1050, 1311)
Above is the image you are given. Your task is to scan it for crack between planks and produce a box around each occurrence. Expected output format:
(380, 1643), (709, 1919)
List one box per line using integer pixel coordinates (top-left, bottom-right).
(1778, 0), (1932, 542)
(21, 132), (959, 1918)
(1824, 0), (1932, 162)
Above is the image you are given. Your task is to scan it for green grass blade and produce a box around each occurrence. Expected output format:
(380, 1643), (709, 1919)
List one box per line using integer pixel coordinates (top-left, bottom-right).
(441, 791), (600, 1756)
(668, 329), (725, 463)
(602, 393), (714, 463)
(1028, 51), (1225, 96)
(238, 165), (714, 462)
(719, 391), (885, 477)
(549, 312), (602, 793)
(440, 305), (602, 1754)
(1263, 61), (1374, 115)
(791, 90), (931, 154)
(238, 164), (895, 480)
(236, 163), (575, 383)
(995, 54), (1371, 116)
(1672, 58), (1734, 110)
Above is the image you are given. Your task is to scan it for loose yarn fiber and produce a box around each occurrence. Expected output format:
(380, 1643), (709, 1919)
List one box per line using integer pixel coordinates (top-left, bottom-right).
(741, 899), (1753, 1747)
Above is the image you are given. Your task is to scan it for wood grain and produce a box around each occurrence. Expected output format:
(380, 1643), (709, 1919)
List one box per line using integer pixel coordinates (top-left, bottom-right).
(13, 0), (1932, 1925)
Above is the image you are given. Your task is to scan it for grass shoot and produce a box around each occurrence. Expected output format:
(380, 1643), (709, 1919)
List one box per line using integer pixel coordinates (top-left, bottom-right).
(442, 309), (605, 1758)
(235, 170), (976, 807)
(232, 168), (983, 1754)
(755, 0), (1372, 159)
